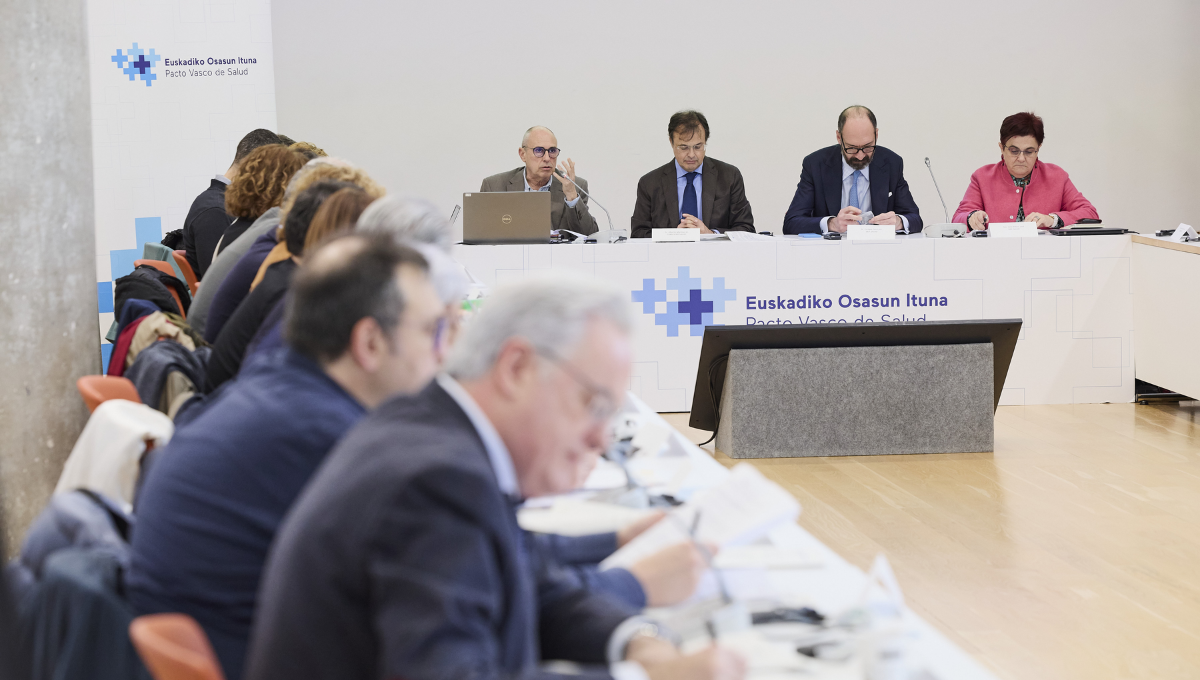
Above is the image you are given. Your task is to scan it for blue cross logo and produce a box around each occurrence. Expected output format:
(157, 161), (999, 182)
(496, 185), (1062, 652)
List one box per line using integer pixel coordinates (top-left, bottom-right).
(631, 267), (736, 337)
(112, 43), (160, 87)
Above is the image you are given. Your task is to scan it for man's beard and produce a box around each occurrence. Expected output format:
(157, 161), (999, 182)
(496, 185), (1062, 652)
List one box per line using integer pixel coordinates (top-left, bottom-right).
(845, 153), (872, 170)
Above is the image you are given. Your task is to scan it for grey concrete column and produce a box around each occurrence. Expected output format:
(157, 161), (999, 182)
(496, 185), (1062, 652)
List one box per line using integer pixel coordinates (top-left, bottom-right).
(0, 0), (98, 552)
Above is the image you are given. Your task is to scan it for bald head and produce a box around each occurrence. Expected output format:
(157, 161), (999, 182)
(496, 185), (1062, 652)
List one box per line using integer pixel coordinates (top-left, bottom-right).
(522, 125), (555, 147)
(302, 232), (371, 277)
(837, 105), (877, 133)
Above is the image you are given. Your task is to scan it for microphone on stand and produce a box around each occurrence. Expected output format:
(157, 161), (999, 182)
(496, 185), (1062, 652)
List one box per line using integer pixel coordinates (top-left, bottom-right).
(554, 169), (619, 239)
(924, 157), (950, 224)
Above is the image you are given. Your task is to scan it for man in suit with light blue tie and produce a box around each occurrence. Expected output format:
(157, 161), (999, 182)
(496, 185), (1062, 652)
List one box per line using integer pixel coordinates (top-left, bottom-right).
(630, 111), (755, 238)
(782, 106), (922, 236)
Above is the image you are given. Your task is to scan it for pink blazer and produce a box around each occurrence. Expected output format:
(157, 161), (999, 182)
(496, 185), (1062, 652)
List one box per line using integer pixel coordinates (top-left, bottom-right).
(952, 159), (1099, 227)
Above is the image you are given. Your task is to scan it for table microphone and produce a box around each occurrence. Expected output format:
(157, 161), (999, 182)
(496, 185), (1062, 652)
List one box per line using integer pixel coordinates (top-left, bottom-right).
(554, 169), (615, 233)
(924, 157), (950, 223)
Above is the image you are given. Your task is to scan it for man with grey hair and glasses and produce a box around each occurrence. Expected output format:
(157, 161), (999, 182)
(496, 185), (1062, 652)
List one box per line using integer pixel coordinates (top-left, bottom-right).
(480, 126), (599, 236)
(358, 196), (710, 606)
(246, 274), (745, 680)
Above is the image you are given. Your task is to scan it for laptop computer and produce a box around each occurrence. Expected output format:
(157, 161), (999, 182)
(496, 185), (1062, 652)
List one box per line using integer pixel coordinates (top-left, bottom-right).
(1048, 226), (1131, 236)
(462, 192), (551, 244)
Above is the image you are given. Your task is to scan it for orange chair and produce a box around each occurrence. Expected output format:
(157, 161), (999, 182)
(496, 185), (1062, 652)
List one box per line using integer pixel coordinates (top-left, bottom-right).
(130, 614), (226, 680)
(76, 375), (141, 413)
(172, 250), (199, 296)
(133, 260), (187, 319)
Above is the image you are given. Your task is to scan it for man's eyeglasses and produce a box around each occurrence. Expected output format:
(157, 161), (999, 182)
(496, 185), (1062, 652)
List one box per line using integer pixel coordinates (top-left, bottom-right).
(841, 141), (876, 156)
(1005, 146), (1038, 158)
(536, 349), (618, 424)
(523, 146), (560, 159)
(676, 142), (706, 154)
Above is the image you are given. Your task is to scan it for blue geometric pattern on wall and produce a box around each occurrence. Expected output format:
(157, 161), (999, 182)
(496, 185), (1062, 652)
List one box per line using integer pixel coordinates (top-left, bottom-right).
(101, 216), (163, 365)
(110, 249), (140, 282)
(112, 43), (161, 86)
(97, 282), (113, 314)
(632, 266), (737, 338)
(135, 217), (162, 251)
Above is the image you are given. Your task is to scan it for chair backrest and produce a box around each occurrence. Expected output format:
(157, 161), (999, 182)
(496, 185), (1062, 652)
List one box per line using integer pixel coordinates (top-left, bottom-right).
(76, 375), (141, 413)
(130, 614), (226, 680)
(145, 242), (192, 285)
(133, 260), (186, 319)
(172, 251), (199, 295)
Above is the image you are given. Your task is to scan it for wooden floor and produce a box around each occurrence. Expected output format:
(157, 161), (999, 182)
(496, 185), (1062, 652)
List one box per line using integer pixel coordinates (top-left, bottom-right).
(661, 403), (1200, 680)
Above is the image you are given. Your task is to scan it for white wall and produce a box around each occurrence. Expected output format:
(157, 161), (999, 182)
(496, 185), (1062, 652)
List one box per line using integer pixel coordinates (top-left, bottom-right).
(89, 0), (277, 362)
(272, 1), (1200, 240)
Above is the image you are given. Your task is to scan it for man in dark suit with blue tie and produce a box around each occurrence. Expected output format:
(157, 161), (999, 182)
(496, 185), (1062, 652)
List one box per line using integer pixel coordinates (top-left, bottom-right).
(245, 276), (745, 680)
(630, 111), (755, 238)
(783, 106), (922, 235)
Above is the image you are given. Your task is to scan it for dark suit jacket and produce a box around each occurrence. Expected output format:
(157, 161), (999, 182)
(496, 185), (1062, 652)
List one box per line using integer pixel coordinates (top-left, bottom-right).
(782, 145), (922, 235)
(481, 168), (599, 235)
(181, 179), (233, 279)
(244, 381), (635, 680)
(630, 157), (755, 238)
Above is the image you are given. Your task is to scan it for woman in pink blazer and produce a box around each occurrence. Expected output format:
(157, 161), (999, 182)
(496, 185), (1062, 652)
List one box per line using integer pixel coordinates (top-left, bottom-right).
(953, 112), (1099, 231)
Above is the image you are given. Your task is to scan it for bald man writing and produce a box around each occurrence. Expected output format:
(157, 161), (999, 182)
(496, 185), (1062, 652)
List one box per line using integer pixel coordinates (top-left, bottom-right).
(783, 105), (922, 236)
(480, 126), (599, 236)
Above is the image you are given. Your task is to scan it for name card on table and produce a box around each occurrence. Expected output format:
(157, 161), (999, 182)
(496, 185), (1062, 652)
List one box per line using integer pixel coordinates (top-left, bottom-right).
(1170, 222), (1198, 243)
(652, 228), (702, 242)
(988, 222), (1039, 238)
(845, 224), (895, 240)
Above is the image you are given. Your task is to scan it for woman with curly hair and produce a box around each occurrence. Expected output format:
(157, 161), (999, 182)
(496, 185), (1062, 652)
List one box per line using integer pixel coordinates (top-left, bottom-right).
(216, 145), (308, 258)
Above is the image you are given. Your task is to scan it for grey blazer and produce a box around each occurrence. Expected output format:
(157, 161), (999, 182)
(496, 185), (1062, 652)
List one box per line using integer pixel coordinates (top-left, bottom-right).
(480, 167), (599, 235)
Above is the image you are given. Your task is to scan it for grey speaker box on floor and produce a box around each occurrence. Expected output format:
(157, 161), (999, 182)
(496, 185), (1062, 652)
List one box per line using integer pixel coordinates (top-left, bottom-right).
(714, 344), (995, 458)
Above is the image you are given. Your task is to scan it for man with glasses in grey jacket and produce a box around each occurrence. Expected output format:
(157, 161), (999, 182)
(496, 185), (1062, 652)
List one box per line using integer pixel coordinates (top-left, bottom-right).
(480, 126), (599, 236)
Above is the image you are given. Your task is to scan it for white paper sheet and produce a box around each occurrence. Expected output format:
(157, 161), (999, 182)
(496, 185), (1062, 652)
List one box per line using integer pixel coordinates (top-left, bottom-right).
(600, 463), (801, 569)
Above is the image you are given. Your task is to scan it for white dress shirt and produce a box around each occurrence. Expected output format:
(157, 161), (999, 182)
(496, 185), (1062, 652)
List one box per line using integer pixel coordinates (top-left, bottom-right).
(820, 158), (909, 233)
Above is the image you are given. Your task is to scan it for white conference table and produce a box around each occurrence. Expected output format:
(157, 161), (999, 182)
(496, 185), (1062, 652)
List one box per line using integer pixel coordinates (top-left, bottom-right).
(1131, 234), (1200, 399)
(519, 395), (998, 679)
(454, 233), (1135, 412)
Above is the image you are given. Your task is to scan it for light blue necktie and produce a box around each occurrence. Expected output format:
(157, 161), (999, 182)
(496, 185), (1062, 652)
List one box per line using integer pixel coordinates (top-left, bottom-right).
(848, 170), (862, 210)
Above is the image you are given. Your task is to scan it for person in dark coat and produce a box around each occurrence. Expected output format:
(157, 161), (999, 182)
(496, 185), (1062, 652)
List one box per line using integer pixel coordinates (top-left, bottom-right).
(202, 180), (355, 391)
(128, 235), (445, 680)
(245, 276), (743, 680)
(181, 129), (280, 279)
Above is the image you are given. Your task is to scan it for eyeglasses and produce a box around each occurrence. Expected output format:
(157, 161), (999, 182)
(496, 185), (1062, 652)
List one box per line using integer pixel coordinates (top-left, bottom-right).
(536, 349), (619, 424)
(1005, 146), (1038, 158)
(841, 141), (876, 156)
(522, 146), (560, 159)
(675, 142), (706, 154)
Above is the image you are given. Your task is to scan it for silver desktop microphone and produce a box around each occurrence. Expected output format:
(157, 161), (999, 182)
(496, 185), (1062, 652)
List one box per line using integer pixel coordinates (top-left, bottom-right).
(554, 169), (615, 233)
(924, 157), (950, 224)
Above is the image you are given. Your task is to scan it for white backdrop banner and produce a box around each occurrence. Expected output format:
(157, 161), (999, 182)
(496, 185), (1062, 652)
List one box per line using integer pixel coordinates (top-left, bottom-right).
(87, 0), (278, 366)
(454, 235), (1135, 412)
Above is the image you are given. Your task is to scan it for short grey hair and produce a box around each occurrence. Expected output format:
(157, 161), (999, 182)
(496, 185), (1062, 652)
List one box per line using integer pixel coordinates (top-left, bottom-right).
(445, 274), (631, 380)
(356, 194), (453, 251)
(406, 242), (469, 305)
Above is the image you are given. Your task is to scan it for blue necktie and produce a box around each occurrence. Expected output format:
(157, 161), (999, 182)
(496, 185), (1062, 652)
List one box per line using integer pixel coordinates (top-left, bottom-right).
(848, 170), (862, 210)
(680, 172), (698, 222)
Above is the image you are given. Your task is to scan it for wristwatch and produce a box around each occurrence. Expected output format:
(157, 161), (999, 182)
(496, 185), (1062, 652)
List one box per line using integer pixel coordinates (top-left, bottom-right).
(623, 621), (680, 654)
